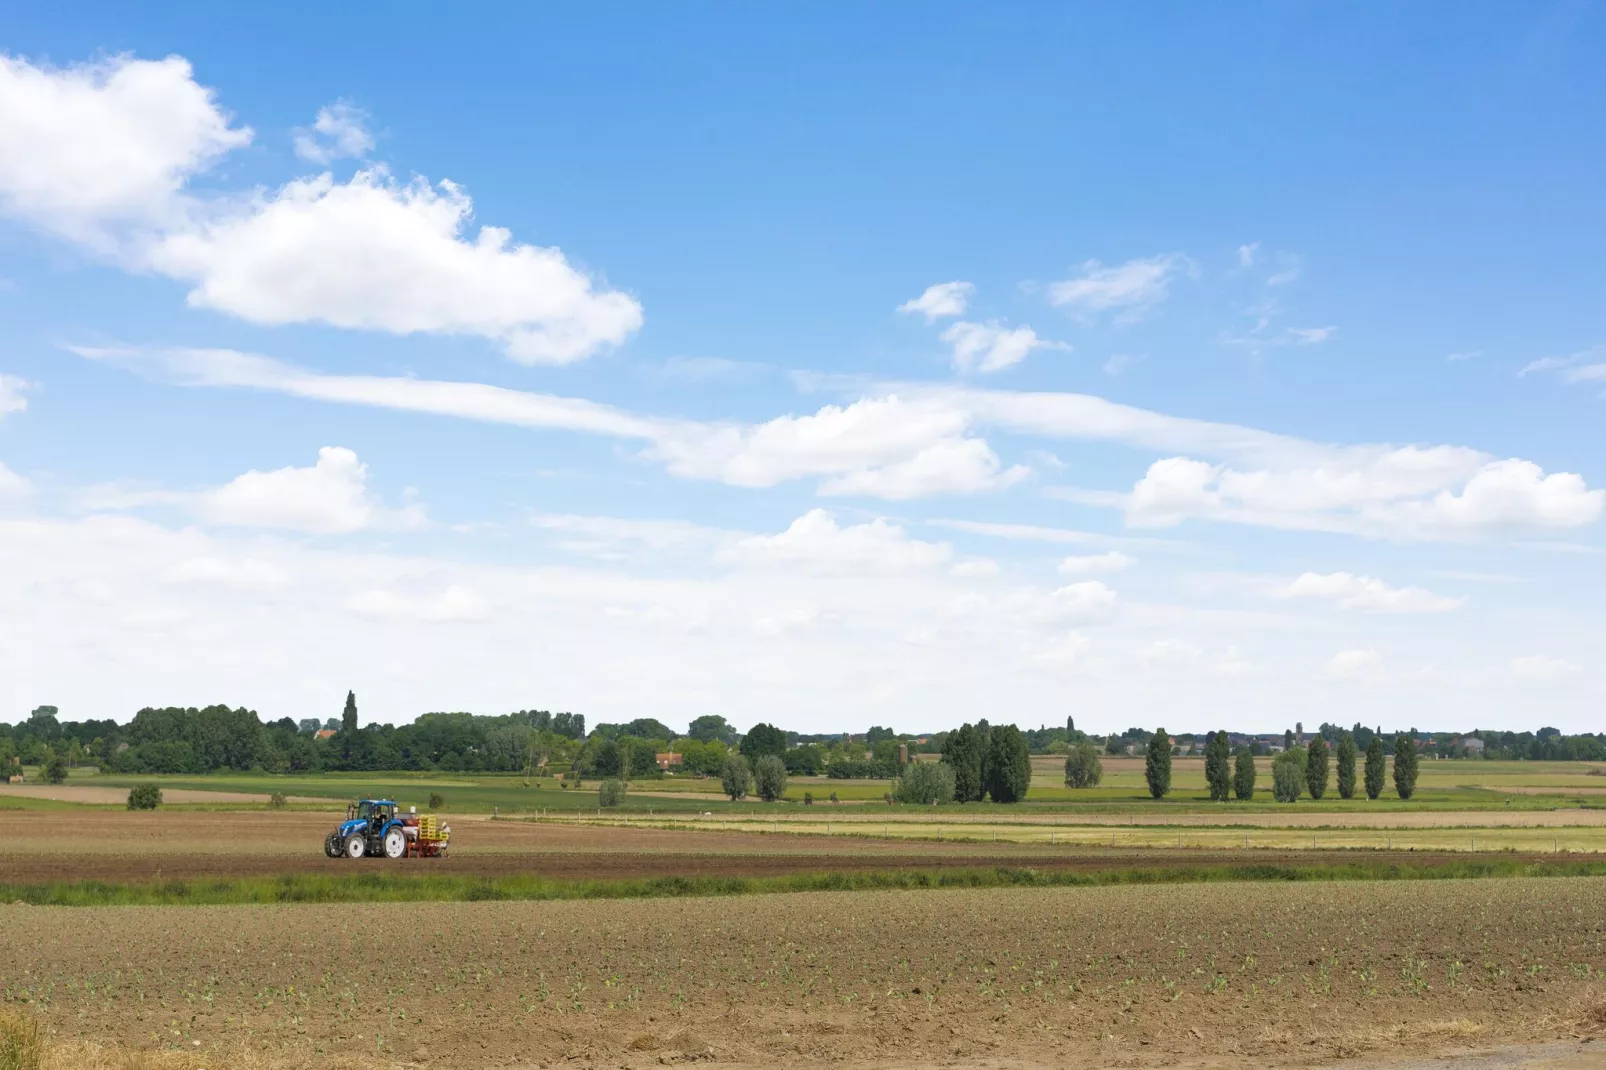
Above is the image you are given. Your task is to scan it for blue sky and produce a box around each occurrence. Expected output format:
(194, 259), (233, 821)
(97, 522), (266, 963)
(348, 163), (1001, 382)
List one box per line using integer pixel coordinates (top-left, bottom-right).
(1, 4), (1602, 733)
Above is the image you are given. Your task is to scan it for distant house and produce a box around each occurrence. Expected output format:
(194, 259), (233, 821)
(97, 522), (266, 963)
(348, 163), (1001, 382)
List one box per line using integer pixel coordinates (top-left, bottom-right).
(6, 774), (22, 784)
(314, 729), (337, 741)
(655, 752), (684, 771)
(1460, 737), (1485, 755)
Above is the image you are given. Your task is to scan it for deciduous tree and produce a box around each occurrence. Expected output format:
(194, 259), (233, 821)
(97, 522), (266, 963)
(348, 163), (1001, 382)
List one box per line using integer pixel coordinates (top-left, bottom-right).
(1306, 735), (1330, 800)
(1064, 741), (1103, 788)
(1233, 746), (1256, 800)
(1204, 730), (1231, 801)
(720, 754), (752, 801)
(1393, 732), (1419, 800)
(1364, 735), (1386, 799)
(754, 755), (788, 801)
(1144, 728), (1172, 799)
(983, 725), (1031, 803)
(1336, 733), (1357, 799)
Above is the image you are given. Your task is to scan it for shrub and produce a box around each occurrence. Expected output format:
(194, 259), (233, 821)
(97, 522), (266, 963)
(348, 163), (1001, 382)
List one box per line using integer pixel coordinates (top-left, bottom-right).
(1393, 733), (1419, 800)
(754, 755), (788, 802)
(1336, 733), (1358, 799)
(1063, 741), (1103, 788)
(1364, 735), (1386, 799)
(127, 783), (162, 810)
(1144, 728), (1172, 799)
(1203, 730), (1230, 801)
(0, 1007), (42, 1070)
(983, 725), (1031, 803)
(1306, 735), (1330, 800)
(1272, 748), (1306, 803)
(896, 760), (956, 804)
(1233, 746), (1256, 800)
(267, 791), (288, 810)
(828, 791), (838, 803)
(803, 791), (814, 806)
(598, 778), (627, 807)
(41, 753), (68, 785)
(720, 754), (752, 801)
(427, 792), (445, 809)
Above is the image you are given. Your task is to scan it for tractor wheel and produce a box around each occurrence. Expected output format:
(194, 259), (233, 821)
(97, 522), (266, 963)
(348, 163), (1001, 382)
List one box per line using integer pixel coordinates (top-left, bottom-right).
(343, 833), (366, 859)
(324, 833), (341, 858)
(382, 828), (406, 858)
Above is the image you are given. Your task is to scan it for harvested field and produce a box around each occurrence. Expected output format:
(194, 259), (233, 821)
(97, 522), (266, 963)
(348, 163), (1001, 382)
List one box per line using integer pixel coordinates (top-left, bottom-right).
(5, 879), (1606, 1069)
(2, 809), (1584, 888)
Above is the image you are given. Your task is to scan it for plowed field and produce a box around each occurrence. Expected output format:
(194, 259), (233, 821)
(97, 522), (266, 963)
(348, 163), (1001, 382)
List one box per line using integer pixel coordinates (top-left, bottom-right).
(6, 879), (1606, 1070)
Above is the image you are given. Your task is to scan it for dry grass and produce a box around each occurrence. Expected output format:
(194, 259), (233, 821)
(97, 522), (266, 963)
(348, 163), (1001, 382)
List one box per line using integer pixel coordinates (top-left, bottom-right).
(38, 1038), (388, 1070)
(0, 1009), (41, 1070)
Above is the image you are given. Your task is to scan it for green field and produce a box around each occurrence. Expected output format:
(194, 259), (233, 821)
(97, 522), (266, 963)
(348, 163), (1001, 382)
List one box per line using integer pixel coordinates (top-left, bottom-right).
(5, 753), (1605, 819)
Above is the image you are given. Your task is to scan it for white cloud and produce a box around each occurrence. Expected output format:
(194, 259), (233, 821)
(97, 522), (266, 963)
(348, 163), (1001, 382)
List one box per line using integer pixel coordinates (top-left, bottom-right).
(1326, 648), (1382, 678)
(293, 101), (374, 164)
(1287, 326), (1335, 345)
(1058, 551), (1134, 575)
(1045, 254), (1191, 318)
(347, 583), (489, 623)
(1446, 350), (1482, 364)
(1103, 353), (1142, 376)
(1509, 654), (1581, 682)
(1236, 243), (1259, 268)
(0, 462), (30, 497)
(941, 320), (1068, 373)
(897, 281), (973, 321)
(0, 374), (28, 417)
(950, 559), (1000, 578)
(145, 169), (642, 364)
(1123, 452), (1602, 539)
(0, 53), (637, 364)
(0, 52), (251, 246)
(162, 555), (292, 590)
(1039, 581), (1119, 625)
(200, 446), (422, 534)
(1282, 571), (1463, 613)
(1520, 347), (1606, 385)
(79, 347), (1605, 525)
(722, 509), (952, 572)
(531, 514), (728, 557)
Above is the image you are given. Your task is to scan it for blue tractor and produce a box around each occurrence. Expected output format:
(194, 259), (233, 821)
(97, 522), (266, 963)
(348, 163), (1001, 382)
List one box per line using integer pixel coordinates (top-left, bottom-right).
(324, 798), (409, 859)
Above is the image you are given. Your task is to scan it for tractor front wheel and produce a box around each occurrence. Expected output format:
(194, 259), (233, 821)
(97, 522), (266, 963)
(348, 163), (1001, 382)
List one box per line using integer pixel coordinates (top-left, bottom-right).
(324, 833), (341, 858)
(344, 833), (366, 859)
(382, 828), (406, 859)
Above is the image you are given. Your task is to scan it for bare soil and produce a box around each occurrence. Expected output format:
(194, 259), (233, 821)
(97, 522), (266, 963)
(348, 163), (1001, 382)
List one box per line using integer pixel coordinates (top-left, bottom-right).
(0, 809), (1556, 884)
(6, 880), (1606, 1069)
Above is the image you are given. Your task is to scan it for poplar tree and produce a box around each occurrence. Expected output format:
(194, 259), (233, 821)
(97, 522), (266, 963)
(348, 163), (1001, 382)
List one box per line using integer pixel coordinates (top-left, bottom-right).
(341, 691), (358, 734)
(1364, 734), (1386, 800)
(1393, 732), (1419, 800)
(1305, 734), (1330, 800)
(1204, 730), (1231, 801)
(1145, 727), (1172, 799)
(1336, 733), (1358, 799)
(983, 725), (1031, 803)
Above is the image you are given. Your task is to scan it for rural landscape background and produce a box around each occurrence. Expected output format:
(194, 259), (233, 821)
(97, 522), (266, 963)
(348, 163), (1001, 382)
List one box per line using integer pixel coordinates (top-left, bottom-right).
(4, 3), (1606, 1069)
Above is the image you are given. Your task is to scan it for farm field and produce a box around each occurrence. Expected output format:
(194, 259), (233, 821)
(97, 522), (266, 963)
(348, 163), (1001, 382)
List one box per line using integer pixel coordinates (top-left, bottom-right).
(9, 755), (1606, 815)
(7, 879), (1606, 1070)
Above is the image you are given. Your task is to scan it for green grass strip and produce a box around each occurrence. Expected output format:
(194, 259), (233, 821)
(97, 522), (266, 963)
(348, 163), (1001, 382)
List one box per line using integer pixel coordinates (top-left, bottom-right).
(5, 857), (1606, 907)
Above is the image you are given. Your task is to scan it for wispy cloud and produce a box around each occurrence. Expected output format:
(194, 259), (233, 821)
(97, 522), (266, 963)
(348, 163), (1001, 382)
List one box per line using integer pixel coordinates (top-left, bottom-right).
(1046, 253), (1193, 320)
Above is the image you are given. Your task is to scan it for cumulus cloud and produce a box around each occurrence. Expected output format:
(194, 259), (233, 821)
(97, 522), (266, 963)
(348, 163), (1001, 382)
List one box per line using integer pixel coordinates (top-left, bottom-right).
(145, 169), (642, 364)
(0, 52), (251, 245)
(292, 101), (374, 164)
(941, 320), (1068, 373)
(1046, 254), (1191, 318)
(200, 447), (396, 534)
(1282, 571), (1463, 613)
(1, 52), (639, 363)
(897, 281), (973, 321)
(722, 509), (952, 572)
(1326, 648), (1382, 678)
(1124, 452), (1601, 539)
(1058, 551), (1134, 575)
